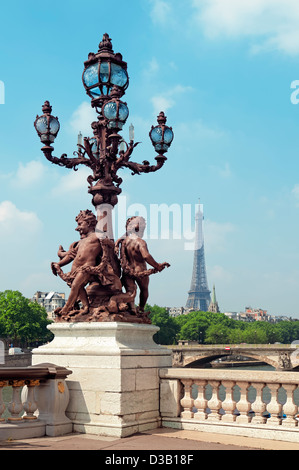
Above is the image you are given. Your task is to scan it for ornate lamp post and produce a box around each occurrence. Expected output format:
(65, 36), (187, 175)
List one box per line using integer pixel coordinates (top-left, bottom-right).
(34, 33), (174, 324)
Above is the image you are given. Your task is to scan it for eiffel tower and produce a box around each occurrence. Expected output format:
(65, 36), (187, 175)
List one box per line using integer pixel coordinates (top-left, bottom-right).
(186, 201), (211, 311)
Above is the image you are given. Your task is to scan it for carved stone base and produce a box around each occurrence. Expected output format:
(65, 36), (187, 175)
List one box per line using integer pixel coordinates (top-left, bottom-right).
(32, 322), (172, 437)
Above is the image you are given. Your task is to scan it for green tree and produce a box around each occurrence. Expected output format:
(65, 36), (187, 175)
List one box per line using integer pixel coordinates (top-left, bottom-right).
(26, 301), (53, 344)
(276, 321), (299, 344)
(146, 305), (299, 346)
(148, 305), (179, 345)
(205, 323), (230, 344)
(228, 328), (246, 344)
(0, 290), (53, 347)
(242, 325), (268, 344)
(174, 311), (210, 343)
(260, 322), (282, 343)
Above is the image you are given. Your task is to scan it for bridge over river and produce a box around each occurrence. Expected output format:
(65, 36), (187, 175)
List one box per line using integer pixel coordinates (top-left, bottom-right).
(169, 344), (299, 371)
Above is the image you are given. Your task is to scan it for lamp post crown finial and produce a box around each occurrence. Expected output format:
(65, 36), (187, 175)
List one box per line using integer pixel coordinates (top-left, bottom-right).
(99, 33), (113, 52)
(157, 111), (167, 125)
(42, 100), (52, 115)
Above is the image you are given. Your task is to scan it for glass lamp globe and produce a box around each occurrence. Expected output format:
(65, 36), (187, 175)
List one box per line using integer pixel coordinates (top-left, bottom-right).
(149, 112), (174, 154)
(34, 101), (60, 145)
(82, 34), (129, 106)
(102, 99), (129, 130)
(89, 137), (99, 159)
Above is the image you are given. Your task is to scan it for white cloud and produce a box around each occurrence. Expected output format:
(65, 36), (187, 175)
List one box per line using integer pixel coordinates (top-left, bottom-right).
(148, 0), (299, 56)
(51, 167), (92, 195)
(143, 57), (160, 80)
(204, 219), (236, 253)
(151, 84), (193, 114)
(150, 0), (173, 25)
(208, 264), (233, 283)
(0, 201), (42, 235)
(183, 216), (236, 252)
(192, 0), (299, 55)
(69, 102), (97, 136)
(0, 171), (13, 180)
(209, 162), (232, 179)
(176, 119), (226, 142)
(13, 160), (47, 188)
(292, 184), (299, 207)
(151, 95), (175, 114)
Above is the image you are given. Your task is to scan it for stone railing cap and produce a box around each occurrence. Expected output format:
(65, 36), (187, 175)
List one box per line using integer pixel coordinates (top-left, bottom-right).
(0, 363), (72, 381)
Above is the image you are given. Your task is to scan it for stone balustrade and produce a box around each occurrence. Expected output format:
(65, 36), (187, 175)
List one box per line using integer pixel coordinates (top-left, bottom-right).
(159, 368), (299, 443)
(0, 363), (72, 440)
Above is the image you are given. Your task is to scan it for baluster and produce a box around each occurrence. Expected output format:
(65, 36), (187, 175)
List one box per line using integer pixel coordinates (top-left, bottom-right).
(235, 381), (251, 424)
(266, 383), (282, 426)
(0, 381), (7, 422)
(180, 379), (194, 419)
(7, 380), (25, 422)
(281, 384), (298, 428)
(207, 380), (222, 421)
(221, 380), (236, 422)
(193, 379), (208, 421)
(251, 382), (267, 424)
(22, 380), (40, 420)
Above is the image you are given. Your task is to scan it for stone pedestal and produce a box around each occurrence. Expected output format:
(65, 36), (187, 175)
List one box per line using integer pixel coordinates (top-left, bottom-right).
(32, 322), (172, 437)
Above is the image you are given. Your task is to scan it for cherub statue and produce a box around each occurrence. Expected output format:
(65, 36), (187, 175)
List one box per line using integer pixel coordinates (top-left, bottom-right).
(51, 211), (170, 322)
(115, 216), (170, 314)
(51, 209), (122, 320)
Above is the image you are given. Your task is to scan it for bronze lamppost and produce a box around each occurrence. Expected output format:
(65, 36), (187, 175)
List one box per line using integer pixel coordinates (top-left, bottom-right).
(34, 33), (173, 324)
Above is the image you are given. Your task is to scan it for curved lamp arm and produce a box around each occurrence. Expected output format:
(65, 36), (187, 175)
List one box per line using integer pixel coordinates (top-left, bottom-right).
(41, 145), (92, 171)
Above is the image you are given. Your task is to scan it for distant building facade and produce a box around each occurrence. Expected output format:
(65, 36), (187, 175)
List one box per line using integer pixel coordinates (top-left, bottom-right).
(32, 291), (66, 319)
(224, 307), (292, 323)
(167, 307), (193, 317)
(167, 305), (293, 323)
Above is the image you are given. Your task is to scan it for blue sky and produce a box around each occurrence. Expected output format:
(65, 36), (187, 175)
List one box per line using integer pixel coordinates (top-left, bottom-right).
(1, 0), (299, 317)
